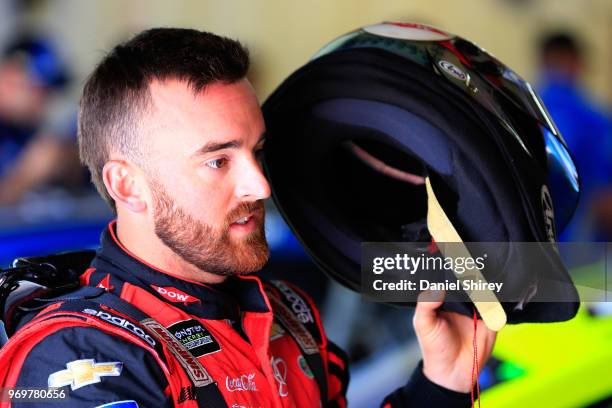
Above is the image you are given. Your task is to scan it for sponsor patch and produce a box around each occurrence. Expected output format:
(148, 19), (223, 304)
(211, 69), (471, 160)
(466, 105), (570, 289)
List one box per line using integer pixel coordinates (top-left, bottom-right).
(225, 373), (258, 392)
(269, 281), (324, 344)
(272, 281), (314, 324)
(151, 285), (200, 305)
(95, 401), (139, 408)
(82, 308), (156, 348)
(141, 318), (214, 387)
(267, 293), (319, 355)
(297, 355), (314, 379)
(48, 359), (122, 390)
(438, 60), (468, 83)
(166, 319), (221, 357)
(270, 356), (289, 397)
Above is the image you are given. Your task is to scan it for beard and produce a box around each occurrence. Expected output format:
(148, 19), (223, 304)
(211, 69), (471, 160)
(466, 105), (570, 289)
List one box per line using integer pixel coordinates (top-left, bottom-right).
(150, 180), (269, 277)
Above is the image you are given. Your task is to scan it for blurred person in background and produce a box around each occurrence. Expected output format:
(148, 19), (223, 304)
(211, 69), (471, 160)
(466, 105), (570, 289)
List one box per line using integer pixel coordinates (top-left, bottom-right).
(537, 31), (612, 242)
(0, 35), (82, 206)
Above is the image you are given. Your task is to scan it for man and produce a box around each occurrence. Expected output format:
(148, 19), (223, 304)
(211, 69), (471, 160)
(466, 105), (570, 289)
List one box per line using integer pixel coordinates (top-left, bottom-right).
(537, 31), (612, 242)
(0, 28), (495, 407)
(0, 35), (81, 205)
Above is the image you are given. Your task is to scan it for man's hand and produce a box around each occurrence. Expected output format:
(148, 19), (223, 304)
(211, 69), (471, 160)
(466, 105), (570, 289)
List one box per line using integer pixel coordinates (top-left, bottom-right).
(413, 290), (497, 393)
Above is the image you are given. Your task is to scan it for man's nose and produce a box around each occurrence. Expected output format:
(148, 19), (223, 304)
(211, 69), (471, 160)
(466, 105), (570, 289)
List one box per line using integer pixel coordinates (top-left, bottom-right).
(235, 158), (271, 201)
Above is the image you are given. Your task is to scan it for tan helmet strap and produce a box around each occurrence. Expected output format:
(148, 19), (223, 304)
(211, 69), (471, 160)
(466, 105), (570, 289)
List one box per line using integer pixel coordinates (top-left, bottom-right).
(425, 177), (507, 331)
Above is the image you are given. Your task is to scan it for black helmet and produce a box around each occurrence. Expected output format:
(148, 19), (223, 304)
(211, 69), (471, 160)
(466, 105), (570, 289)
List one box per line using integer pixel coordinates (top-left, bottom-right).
(262, 22), (580, 325)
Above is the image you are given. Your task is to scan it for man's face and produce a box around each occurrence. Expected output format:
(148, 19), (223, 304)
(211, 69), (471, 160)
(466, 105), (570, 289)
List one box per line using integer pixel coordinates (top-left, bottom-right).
(142, 79), (271, 276)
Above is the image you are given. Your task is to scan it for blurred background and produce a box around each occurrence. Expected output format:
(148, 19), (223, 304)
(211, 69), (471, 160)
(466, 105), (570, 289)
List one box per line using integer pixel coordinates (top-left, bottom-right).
(0, 0), (611, 406)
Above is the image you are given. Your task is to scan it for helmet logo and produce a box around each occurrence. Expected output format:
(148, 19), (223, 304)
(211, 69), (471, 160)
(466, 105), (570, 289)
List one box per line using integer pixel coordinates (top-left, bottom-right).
(438, 60), (468, 82)
(541, 185), (556, 242)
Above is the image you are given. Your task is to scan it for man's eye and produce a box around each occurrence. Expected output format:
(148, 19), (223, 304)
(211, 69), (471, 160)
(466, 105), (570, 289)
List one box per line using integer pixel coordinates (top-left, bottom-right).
(206, 158), (228, 169)
(255, 148), (264, 161)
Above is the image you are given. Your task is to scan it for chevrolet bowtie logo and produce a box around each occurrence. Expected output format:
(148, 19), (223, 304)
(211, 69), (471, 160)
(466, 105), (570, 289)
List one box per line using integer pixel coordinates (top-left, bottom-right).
(48, 359), (123, 390)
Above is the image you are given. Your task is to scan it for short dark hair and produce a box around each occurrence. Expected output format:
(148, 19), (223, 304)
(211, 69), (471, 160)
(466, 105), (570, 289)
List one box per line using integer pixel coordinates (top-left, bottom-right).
(78, 28), (250, 211)
(539, 31), (581, 59)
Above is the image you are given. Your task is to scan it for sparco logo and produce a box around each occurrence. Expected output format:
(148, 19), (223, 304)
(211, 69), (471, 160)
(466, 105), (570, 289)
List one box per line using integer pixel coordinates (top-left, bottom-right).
(82, 308), (156, 347)
(275, 282), (314, 324)
(541, 185), (556, 242)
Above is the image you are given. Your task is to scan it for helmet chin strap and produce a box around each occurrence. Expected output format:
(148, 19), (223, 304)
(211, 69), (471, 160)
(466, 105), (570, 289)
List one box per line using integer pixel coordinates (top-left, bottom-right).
(425, 177), (507, 332)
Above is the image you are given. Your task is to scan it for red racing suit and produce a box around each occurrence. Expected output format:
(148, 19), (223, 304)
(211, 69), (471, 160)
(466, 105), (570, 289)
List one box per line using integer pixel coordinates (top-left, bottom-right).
(0, 223), (472, 407)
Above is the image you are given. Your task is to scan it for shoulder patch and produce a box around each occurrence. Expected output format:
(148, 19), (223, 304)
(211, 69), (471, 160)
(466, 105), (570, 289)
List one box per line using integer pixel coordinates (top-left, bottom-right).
(141, 318), (214, 388)
(166, 319), (221, 357)
(48, 359), (122, 390)
(81, 307), (157, 348)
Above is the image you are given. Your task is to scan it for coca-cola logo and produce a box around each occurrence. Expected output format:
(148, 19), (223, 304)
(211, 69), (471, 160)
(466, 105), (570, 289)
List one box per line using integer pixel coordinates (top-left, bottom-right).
(225, 373), (258, 392)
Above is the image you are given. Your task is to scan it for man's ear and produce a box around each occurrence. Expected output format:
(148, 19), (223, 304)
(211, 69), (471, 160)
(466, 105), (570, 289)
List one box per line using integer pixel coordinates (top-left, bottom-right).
(102, 160), (148, 213)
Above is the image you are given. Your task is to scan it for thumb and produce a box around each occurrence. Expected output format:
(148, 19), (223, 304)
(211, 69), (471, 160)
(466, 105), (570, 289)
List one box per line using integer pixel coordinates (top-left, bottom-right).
(413, 290), (445, 332)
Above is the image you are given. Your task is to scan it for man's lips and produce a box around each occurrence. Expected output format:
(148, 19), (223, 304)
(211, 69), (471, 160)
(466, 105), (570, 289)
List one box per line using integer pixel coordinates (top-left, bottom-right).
(230, 207), (264, 226)
(232, 215), (253, 225)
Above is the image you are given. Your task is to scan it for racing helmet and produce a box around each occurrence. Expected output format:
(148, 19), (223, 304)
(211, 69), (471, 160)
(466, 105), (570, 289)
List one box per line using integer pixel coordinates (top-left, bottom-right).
(262, 23), (581, 324)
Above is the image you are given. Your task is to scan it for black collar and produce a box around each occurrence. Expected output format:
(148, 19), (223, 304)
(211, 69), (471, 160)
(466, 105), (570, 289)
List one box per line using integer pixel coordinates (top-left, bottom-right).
(89, 222), (270, 320)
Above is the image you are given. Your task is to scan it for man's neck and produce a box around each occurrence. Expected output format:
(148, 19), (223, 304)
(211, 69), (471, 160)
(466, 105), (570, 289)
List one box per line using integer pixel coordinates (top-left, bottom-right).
(115, 217), (227, 284)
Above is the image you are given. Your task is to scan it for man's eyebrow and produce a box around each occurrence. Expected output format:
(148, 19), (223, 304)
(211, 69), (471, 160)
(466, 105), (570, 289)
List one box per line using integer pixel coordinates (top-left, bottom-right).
(194, 132), (266, 156)
(255, 132), (267, 146)
(195, 139), (242, 155)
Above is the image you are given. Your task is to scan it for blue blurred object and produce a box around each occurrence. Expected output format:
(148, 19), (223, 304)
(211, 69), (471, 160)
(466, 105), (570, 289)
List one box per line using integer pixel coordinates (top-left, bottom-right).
(0, 121), (34, 178)
(539, 75), (612, 242)
(4, 35), (70, 90)
(0, 220), (107, 267)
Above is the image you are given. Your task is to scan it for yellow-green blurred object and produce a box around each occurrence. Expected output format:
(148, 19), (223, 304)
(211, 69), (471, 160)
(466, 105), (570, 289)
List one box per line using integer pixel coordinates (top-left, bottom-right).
(481, 304), (612, 407)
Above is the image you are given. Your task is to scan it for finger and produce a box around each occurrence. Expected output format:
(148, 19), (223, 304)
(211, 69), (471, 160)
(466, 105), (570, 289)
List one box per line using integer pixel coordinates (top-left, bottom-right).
(417, 289), (445, 307)
(413, 290), (445, 332)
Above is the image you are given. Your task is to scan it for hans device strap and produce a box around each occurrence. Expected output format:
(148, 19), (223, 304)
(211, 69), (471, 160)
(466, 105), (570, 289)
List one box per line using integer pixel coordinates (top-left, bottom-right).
(266, 280), (329, 406)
